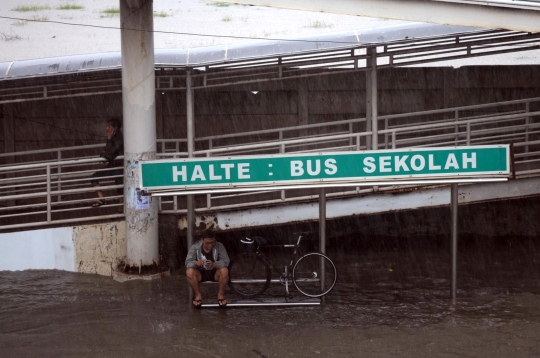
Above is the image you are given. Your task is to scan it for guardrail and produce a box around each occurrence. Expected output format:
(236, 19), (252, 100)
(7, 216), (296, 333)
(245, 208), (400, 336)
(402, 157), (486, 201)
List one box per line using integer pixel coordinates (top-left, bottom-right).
(0, 157), (123, 230)
(0, 97), (539, 229)
(157, 97), (540, 213)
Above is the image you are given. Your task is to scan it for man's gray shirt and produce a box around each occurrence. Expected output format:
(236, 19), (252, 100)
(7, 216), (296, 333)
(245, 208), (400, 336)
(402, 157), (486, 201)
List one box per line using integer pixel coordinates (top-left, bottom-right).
(185, 240), (230, 269)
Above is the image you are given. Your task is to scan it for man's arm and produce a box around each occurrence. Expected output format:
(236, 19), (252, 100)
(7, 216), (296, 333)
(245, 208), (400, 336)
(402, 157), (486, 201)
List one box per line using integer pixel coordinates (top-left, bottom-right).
(214, 242), (230, 269)
(185, 244), (199, 269)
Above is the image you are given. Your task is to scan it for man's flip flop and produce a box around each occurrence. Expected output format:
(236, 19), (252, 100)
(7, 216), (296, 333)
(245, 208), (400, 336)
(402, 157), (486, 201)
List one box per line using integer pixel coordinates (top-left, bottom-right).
(192, 299), (202, 309)
(217, 299), (227, 308)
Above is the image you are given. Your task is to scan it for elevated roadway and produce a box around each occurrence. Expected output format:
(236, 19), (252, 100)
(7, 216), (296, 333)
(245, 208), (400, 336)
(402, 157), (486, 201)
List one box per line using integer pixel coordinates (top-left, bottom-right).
(217, 0), (540, 32)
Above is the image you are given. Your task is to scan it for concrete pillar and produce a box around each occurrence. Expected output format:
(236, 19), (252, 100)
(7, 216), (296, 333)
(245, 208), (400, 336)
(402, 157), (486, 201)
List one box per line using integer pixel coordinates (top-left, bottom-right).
(120, 0), (159, 268)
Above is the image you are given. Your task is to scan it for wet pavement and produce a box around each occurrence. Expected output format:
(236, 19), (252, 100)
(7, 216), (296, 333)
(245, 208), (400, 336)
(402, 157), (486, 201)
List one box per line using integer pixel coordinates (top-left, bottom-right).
(1, 234), (540, 357)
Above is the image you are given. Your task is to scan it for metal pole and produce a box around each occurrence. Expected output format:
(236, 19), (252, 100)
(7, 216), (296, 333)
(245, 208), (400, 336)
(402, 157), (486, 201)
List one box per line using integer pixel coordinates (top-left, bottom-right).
(46, 164), (51, 223)
(120, 0), (159, 270)
(319, 187), (326, 295)
(186, 70), (195, 249)
(365, 52), (372, 151)
(451, 183), (458, 301)
(370, 47), (378, 150)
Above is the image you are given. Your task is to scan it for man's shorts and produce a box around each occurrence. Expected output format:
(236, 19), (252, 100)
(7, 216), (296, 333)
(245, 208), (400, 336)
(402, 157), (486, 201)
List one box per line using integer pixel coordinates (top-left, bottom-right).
(199, 268), (217, 282)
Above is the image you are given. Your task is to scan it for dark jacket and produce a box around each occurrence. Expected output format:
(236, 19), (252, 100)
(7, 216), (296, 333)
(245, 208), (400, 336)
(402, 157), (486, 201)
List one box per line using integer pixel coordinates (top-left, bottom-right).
(101, 131), (124, 167)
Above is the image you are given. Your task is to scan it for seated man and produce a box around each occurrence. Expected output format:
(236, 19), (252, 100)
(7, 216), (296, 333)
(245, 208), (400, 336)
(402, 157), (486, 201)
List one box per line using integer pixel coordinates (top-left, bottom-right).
(185, 229), (230, 308)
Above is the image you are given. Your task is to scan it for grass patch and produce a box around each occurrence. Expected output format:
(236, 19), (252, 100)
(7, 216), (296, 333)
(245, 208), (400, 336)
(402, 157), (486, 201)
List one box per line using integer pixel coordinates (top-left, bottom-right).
(31, 15), (49, 21)
(154, 11), (168, 17)
(101, 7), (120, 15)
(12, 5), (51, 12)
(222, 15), (232, 22)
(12, 20), (28, 26)
(207, 2), (232, 7)
(304, 20), (333, 29)
(57, 3), (84, 10)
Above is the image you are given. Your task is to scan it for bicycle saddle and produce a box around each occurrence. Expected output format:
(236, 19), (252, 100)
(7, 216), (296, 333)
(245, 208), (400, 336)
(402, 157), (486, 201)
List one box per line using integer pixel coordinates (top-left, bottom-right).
(241, 236), (267, 246)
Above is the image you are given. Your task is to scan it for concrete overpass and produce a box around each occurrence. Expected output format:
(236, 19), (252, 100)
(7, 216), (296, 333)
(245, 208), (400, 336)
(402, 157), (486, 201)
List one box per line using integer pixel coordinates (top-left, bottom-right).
(215, 0), (540, 32)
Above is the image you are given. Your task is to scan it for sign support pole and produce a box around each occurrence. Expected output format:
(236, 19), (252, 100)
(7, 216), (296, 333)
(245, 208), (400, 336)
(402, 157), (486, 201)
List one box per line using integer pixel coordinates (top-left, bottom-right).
(319, 187), (326, 300)
(186, 70), (195, 250)
(451, 183), (458, 302)
(319, 188), (326, 255)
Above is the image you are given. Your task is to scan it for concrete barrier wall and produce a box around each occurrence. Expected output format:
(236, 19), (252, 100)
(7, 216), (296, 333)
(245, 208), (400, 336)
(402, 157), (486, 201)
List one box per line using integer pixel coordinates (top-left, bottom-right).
(2, 66), (539, 157)
(0, 220), (126, 276)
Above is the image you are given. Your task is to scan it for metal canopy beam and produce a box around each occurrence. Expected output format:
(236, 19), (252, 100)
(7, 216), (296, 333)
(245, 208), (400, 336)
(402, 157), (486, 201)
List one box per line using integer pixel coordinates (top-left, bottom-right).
(215, 0), (540, 32)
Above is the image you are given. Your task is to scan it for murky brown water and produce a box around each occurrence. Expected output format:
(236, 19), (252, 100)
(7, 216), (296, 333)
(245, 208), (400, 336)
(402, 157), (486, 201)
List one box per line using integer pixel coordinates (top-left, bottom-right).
(1, 235), (540, 357)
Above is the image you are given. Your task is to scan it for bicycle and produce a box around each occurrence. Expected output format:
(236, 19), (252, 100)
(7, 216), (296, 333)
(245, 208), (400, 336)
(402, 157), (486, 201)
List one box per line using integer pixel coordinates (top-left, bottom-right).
(228, 232), (337, 299)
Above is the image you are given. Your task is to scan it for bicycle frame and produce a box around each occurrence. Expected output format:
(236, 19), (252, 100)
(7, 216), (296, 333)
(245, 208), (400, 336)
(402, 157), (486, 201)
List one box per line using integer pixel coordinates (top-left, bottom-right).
(252, 233), (307, 297)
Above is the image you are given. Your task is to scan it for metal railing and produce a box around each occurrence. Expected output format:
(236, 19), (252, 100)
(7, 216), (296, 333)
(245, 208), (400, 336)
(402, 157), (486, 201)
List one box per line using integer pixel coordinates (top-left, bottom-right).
(156, 97), (540, 214)
(0, 97), (539, 229)
(0, 156), (123, 230)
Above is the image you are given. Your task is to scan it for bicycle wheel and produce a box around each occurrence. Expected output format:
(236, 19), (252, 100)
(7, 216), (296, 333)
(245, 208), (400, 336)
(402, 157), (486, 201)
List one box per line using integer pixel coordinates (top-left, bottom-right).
(228, 253), (271, 298)
(293, 252), (337, 298)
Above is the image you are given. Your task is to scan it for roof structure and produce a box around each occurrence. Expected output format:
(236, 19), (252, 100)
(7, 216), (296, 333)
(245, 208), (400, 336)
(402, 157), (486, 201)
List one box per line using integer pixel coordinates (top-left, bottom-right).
(1, 22), (539, 104)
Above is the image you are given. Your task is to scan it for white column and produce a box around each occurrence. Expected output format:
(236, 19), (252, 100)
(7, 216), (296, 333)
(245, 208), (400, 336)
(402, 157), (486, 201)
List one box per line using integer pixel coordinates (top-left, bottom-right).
(120, 0), (159, 268)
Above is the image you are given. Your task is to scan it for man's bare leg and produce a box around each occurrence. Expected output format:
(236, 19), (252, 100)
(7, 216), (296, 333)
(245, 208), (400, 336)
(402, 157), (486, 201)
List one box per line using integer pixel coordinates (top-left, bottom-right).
(215, 267), (229, 306)
(186, 268), (203, 307)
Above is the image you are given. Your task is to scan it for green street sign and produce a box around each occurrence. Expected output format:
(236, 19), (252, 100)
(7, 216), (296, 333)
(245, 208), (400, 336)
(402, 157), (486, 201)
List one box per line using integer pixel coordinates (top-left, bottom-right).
(139, 145), (510, 192)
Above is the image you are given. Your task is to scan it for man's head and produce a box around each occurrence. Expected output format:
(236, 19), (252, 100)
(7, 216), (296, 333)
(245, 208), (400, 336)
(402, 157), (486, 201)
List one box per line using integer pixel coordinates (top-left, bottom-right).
(106, 118), (121, 135)
(201, 229), (216, 252)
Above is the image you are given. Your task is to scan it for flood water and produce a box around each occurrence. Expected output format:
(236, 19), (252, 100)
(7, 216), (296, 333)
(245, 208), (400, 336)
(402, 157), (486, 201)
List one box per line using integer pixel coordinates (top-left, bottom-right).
(1, 234), (540, 357)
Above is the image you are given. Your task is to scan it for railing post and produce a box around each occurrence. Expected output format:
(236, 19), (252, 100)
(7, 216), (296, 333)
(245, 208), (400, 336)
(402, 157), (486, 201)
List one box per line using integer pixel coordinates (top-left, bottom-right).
(454, 110), (459, 145)
(206, 151), (212, 209)
(46, 164), (51, 223)
(370, 47), (378, 151)
(57, 150), (62, 203)
(280, 143), (285, 201)
(525, 101), (530, 153)
(349, 122), (353, 149)
(392, 131), (396, 149)
(466, 122), (471, 146)
(384, 118), (388, 149)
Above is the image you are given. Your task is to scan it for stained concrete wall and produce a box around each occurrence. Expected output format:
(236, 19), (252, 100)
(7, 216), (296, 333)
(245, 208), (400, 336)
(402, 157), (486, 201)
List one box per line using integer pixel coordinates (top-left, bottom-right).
(0, 220), (126, 276)
(72, 220), (126, 276)
(3, 66), (540, 159)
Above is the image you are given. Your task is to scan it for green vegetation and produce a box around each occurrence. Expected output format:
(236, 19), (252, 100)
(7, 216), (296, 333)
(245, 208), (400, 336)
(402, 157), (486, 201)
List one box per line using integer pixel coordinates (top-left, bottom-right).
(222, 15), (232, 22)
(12, 5), (51, 12)
(101, 7), (120, 15)
(31, 15), (49, 21)
(207, 2), (233, 7)
(304, 20), (333, 29)
(154, 11), (168, 17)
(12, 20), (28, 26)
(57, 4), (84, 10)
